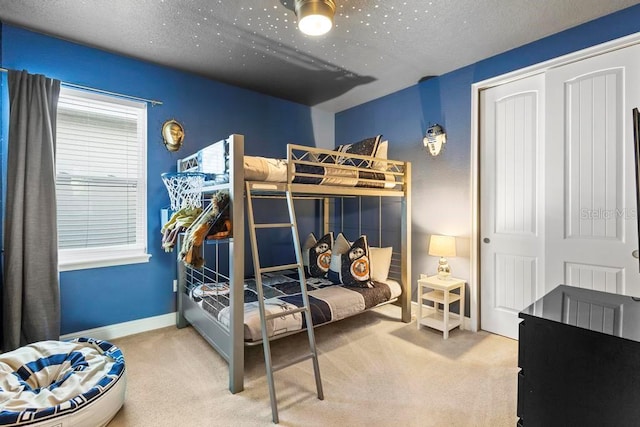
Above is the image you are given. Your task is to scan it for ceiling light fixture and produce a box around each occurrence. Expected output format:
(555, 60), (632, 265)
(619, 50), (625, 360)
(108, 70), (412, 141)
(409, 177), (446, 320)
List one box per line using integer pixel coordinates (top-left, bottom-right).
(294, 0), (336, 36)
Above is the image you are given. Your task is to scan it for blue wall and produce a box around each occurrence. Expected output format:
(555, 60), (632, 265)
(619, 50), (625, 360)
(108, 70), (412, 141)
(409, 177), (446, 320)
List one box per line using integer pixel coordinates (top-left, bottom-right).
(4, 3), (640, 334)
(0, 24), (327, 334)
(336, 4), (640, 314)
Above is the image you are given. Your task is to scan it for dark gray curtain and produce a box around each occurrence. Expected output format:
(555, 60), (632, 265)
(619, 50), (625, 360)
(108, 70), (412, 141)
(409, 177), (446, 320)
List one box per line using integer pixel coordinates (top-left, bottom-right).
(2, 70), (61, 351)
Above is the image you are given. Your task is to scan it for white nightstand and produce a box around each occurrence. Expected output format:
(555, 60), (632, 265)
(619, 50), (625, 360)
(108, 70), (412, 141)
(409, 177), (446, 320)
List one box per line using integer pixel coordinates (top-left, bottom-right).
(417, 274), (465, 339)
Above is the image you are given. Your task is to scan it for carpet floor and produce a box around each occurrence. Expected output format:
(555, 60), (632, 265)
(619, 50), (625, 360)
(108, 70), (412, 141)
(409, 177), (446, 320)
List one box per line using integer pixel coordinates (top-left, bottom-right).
(108, 305), (518, 426)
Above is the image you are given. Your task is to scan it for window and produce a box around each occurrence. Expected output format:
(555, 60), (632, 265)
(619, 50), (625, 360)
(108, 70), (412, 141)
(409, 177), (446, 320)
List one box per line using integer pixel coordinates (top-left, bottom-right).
(56, 87), (150, 270)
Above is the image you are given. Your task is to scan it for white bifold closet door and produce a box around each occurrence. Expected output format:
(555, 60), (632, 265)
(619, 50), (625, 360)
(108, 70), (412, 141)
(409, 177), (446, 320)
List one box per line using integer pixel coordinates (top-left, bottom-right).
(480, 43), (640, 339)
(545, 44), (640, 299)
(480, 74), (546, 339)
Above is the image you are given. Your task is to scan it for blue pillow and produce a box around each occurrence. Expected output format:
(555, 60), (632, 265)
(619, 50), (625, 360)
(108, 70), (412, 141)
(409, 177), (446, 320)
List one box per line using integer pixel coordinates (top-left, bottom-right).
(337, 135), (382, 167)
(318, 135), (382, 166)
(328, 233), (372, 288)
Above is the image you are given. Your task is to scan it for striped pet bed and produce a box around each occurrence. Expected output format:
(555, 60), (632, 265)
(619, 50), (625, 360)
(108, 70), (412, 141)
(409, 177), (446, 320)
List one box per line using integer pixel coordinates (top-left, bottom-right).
(0, 338), (126, 427)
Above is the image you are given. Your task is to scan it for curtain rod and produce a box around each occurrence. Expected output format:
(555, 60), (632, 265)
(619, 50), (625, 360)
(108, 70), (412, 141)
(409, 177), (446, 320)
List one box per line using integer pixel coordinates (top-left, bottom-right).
(0, 67), (163, 106)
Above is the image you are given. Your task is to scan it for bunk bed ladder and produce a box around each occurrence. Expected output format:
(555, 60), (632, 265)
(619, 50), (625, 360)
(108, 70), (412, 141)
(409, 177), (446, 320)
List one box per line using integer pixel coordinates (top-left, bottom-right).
(245, 182), (324, 424)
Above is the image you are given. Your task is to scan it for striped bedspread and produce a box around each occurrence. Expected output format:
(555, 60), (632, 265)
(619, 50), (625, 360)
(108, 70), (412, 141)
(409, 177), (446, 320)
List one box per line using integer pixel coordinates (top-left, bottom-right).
(187, 270), (402, 342)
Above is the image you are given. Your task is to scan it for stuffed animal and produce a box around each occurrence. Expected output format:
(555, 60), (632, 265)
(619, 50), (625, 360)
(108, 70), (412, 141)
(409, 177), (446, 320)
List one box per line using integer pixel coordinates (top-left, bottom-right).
(205, 190), (232, 240)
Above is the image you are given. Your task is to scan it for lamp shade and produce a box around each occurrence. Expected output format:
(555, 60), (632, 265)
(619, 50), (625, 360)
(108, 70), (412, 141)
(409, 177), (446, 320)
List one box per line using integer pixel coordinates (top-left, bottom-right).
(428, 235), (456, 257)
(295, 0), (336, 36)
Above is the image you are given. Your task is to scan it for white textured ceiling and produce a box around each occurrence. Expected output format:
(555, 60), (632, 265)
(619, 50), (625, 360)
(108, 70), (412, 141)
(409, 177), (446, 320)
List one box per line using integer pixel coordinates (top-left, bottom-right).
(0, 0), (638, 112)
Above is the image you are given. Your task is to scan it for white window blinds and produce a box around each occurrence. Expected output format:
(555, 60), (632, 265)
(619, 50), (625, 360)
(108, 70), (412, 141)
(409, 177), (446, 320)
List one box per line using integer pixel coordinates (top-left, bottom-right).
(56, 87), (149, 270)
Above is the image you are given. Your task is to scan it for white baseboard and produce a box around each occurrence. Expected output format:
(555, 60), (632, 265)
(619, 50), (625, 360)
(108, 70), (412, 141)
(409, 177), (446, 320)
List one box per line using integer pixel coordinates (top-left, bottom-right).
(411, 301), (472, 331)
(60, 312), (176, 342)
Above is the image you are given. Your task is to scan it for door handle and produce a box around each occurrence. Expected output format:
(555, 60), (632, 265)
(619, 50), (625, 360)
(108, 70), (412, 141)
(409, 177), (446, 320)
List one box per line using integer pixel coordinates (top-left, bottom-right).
(483, 238), (490, 244)
(633, 250), (639, 259)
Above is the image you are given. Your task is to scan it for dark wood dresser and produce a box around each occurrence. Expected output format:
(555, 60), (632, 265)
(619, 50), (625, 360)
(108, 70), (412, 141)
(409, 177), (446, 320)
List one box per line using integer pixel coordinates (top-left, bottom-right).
(517, 285), (640, 427)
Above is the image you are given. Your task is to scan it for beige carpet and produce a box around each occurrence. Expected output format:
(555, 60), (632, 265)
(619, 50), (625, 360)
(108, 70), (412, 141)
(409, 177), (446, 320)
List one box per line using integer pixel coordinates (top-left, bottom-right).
(108, 305), (518, 427)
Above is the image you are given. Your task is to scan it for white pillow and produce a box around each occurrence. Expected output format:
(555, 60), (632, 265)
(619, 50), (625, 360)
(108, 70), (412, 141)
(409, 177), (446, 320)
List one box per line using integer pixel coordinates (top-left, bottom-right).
(369, 246), (393, 282)
(372, 140), (388, 171)
(329, 232), (351, 274)
(301, 233), (317, 268)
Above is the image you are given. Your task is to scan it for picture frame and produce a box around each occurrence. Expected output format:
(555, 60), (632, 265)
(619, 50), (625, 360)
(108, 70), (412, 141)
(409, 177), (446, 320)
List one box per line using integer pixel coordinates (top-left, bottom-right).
(161, 119), (185, 152)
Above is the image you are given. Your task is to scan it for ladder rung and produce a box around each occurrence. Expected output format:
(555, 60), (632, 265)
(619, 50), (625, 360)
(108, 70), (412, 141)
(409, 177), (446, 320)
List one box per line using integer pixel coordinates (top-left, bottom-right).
(254, 222), (293, 229)
(272, 353), (315, 373)
(251, 195), (288, 199)
(264, 306), (308, 321)
(260, 263), (301, 274)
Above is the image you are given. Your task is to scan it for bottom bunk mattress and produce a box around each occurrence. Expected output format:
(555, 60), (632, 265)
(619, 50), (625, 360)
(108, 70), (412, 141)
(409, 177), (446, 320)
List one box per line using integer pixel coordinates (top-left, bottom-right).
(186, 270), (402, 342)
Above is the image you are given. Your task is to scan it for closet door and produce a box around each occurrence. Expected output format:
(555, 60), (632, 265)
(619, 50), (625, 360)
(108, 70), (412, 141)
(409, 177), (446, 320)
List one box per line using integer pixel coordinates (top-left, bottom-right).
(480, 74), (546, 339)
(545, 44), (640, 297)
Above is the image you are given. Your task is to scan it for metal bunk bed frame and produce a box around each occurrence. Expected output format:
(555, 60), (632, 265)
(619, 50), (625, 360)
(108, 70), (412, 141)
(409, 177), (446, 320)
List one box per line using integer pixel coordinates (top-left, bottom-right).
(174, 134), (412, 394)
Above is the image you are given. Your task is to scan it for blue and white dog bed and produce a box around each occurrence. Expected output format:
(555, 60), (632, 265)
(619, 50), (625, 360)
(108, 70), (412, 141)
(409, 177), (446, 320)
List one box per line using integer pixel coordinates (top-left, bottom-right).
(0, 338), (126, 427)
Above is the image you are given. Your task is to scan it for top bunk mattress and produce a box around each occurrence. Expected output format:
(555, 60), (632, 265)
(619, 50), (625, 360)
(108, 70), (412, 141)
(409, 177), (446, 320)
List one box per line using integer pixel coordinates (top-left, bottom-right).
(243, 155), (398, 189)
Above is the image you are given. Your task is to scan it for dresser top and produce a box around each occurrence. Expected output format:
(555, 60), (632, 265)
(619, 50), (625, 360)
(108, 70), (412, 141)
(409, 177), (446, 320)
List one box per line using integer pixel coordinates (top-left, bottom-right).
(520, 285), (640, 342)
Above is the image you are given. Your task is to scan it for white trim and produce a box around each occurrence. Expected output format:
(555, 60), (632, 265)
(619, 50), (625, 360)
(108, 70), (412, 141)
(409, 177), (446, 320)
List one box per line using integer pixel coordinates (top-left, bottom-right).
(60, 312), (176, 341)
(59, 253), (152, 271)
(470, 31), (640, 334)
(469, 86), (480, 333)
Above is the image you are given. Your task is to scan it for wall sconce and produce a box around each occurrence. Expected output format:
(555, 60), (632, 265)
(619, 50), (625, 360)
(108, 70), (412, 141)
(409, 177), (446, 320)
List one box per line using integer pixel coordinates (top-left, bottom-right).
(423, 124), (447, 156)
(294, 0), (336, 36)
(428, 235), (456, 280)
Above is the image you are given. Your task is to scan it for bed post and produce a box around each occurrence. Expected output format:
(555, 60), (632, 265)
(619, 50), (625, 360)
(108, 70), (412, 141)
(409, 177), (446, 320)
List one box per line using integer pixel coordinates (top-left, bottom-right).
(323, 197), (330, 235)
(176, 234), (188, 328)
(228, 134), (245, 393)
(401, 161), (412, 323)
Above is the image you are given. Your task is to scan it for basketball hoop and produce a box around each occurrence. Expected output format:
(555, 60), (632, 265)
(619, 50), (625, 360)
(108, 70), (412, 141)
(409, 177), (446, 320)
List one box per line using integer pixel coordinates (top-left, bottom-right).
(161, 172), (206, 210)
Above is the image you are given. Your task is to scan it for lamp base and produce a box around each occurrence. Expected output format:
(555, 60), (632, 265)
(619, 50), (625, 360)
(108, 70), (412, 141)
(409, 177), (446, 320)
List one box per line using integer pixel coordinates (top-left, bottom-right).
(437, 257), (451, 280)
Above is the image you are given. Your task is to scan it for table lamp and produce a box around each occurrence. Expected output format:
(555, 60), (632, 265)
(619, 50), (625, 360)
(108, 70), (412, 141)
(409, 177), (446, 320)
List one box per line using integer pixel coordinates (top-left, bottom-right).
(428, 235), (456, 280)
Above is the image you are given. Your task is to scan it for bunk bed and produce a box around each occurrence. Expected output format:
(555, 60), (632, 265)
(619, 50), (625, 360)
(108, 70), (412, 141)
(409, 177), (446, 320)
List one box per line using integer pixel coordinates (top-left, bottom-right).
(171, 134), (412, 394)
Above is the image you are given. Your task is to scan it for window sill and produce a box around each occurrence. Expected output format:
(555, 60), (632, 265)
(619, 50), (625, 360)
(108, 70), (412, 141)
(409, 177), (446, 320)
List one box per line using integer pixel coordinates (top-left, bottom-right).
(59, 253), (152, 272)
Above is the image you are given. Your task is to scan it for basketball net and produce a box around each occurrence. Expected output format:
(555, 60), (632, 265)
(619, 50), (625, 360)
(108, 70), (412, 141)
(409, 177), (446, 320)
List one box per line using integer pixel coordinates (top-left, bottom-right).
(161, 172), (206, 211)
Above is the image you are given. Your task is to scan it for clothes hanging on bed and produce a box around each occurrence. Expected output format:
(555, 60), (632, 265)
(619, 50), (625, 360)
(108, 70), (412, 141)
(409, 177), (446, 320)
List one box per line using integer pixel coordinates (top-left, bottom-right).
(161, 207), (202, 252)
(179, 190), (231, 268)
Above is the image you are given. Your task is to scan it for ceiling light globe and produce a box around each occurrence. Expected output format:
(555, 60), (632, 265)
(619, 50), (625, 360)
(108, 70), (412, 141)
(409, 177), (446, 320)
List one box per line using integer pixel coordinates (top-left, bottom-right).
(299, 14), (333, 36)
(295, 0), (336, 36)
